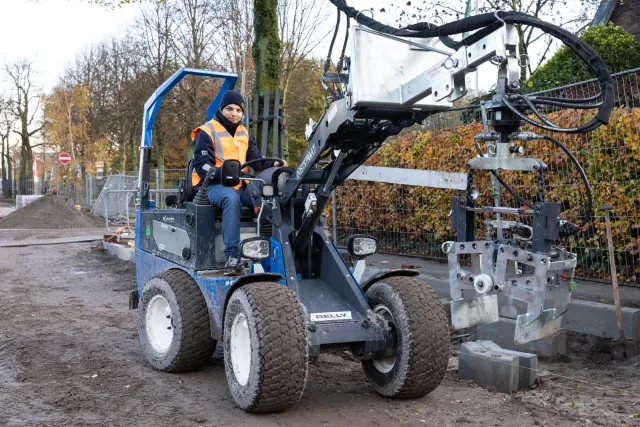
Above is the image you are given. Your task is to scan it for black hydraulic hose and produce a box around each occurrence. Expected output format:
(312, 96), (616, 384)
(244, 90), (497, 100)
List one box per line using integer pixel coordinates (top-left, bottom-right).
(541, 135), (593, 236)
(501, 95), (601, 134)
(472, 138), (534, 209)
(516, 95), (561, 128)
(336, 17), (350, 74)
(324, 10), (341, 74)
(327, 2), (613, 132)
(527, 97), (603, 109)
(534, 93), (603, 103)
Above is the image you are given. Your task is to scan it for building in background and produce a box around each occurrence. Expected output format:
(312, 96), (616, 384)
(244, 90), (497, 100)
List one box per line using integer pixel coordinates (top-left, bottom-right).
(592, 0), (640, 41)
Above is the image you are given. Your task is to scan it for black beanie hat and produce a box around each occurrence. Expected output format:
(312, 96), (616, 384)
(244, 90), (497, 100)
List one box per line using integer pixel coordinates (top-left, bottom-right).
(220, 90), (245, 112)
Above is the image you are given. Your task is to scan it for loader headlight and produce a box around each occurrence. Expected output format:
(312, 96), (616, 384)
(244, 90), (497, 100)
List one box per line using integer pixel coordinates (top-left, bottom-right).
(347, 235), (377, 260)
(262, 184), (274, 197)
(240, 237), (271, 261)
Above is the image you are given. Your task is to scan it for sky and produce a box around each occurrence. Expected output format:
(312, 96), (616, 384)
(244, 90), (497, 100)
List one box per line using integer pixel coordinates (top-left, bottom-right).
(0, 0), (139, 93)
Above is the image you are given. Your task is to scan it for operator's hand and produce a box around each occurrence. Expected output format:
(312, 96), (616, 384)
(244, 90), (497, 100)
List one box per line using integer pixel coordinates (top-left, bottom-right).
(273, 160), (288, 167)
(204, 165), (217, 183)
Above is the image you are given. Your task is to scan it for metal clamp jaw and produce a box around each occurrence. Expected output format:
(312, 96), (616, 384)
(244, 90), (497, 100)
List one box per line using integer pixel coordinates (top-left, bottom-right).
(444, 240), (576, 344)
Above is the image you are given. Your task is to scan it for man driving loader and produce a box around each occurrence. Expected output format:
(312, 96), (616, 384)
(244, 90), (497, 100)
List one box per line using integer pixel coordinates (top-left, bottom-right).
(191, 90), (285, 273)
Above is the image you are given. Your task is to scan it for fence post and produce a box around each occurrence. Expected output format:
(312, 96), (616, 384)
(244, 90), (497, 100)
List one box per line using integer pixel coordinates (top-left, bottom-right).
(85, 176), (90, 207)
(261, 92), (270, 156)
(251, 95), (259, 139)
(272, 90), (281, 158)
(332, 189), (337, 245)
(155, 169), (160, 206)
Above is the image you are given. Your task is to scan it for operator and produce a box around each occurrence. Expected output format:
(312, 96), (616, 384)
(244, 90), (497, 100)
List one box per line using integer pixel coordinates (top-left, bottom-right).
(191, 90), (286, 273)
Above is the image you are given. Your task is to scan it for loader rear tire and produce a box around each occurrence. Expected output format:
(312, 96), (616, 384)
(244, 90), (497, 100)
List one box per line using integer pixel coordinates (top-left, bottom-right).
(362, 276), (449, 398)
(224, 282), (308, 413)
(137, 269), (215, 372)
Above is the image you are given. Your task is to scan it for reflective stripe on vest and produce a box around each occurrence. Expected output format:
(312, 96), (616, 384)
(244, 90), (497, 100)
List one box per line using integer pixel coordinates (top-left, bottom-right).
(190, 119), (249, 190)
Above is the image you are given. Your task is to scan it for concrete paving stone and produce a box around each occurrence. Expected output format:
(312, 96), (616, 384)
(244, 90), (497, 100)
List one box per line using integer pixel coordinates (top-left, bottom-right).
(480, 340), (538, 389)
(477, 317), (568, 356)
(459, 341), (519, 393)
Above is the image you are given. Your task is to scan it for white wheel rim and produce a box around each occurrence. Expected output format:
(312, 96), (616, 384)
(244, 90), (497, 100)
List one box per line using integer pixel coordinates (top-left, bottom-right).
(230, 313), (251, 386)
(146, 295), (174, 353)
(372, 304), (397, 374)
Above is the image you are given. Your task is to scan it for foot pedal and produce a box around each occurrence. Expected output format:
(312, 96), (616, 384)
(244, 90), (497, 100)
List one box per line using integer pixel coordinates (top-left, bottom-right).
(450, 294), (499, 329)
(223, 270), (241, 277)
(514, 309), (562, 345)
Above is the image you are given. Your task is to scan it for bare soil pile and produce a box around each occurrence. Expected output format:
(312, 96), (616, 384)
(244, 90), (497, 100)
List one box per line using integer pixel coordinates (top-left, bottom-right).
(0, 195), (105, 229)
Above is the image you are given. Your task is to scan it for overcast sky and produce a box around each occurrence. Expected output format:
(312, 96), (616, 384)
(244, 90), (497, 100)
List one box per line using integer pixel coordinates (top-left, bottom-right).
(0, 0), (138, 93)
(0, 0), (391, 93)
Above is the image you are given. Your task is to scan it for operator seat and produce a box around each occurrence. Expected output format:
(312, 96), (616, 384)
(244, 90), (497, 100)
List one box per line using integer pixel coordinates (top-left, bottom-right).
(177, 159), (255, 221)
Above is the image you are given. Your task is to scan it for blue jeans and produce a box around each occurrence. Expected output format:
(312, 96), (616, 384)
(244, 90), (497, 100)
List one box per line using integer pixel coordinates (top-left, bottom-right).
(207, 184), (254, 258)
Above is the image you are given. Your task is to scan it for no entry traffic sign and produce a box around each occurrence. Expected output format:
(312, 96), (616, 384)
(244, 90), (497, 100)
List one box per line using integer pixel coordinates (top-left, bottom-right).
(59, 152), (72, 165)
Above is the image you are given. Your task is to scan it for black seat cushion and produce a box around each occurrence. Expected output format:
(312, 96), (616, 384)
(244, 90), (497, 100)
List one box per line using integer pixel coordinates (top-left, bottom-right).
(213, 205), (256, 221)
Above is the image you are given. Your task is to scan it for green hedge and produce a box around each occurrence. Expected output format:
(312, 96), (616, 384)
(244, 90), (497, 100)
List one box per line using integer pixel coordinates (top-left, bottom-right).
(527, 24), (640, 92)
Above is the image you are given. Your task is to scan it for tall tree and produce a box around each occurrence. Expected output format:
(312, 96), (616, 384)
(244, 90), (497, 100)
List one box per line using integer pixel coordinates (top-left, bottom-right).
(5, 59), (44, 193)
(253, 0), (280, 95)
(135, 1), (178, 184)
(0, 96), (15, 197)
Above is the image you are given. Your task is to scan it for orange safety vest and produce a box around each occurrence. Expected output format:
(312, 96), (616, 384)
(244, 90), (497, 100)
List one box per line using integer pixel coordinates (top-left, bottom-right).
(190, 119), (249, 190)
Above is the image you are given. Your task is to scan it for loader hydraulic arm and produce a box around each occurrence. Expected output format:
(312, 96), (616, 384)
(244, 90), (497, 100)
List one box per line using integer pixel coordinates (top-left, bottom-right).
(285, 7), (612, 254)
(285, 3), (614, 344)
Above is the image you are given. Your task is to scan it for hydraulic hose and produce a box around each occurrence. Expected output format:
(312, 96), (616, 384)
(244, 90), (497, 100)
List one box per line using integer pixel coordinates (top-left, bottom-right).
(541, 135), (593, 236)
(324, 9), (341, 74)
(327, 1), (613, 133)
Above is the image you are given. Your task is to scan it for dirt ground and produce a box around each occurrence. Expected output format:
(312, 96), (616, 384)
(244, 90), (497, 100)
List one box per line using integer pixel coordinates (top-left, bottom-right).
(1, 230), (639, 427)
(0, 196), (105, 229)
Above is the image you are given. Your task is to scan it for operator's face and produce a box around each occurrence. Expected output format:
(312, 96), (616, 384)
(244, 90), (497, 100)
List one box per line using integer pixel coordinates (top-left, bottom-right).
(222, 104), (243, 124)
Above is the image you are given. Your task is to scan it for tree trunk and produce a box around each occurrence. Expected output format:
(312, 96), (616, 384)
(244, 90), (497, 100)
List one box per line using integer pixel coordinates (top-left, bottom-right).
(253, 0), (280, 156)
(7, 155), (13, 198)
(1, 135), (6, 197)
(19, 127), (33, 195)
(155, 121), (165, 191)
(253, 0), (280, 95)
(129, 125), (138, 172)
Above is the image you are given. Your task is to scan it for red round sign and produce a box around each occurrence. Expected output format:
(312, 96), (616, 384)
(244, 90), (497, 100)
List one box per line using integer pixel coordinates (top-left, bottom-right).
(59, 152), (72, 165)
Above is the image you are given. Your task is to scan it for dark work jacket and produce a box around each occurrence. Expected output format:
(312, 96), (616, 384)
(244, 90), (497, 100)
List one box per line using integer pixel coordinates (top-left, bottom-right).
(193, 123), (270, 182)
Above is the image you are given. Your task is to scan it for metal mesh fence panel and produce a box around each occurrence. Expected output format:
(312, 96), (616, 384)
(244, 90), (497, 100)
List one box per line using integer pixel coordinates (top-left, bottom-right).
(91, 174), (138, 221)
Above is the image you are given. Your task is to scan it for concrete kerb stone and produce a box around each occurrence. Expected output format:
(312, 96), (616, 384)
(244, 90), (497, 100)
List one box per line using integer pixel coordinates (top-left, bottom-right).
(103, 242), (135, 263)
(562, 299), (640, 342)
(481, 341), (538, 389)
(459, 340), (537, 393)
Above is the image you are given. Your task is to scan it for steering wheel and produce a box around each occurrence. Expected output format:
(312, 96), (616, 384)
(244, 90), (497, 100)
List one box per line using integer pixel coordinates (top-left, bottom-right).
(240, 157), (286, 177)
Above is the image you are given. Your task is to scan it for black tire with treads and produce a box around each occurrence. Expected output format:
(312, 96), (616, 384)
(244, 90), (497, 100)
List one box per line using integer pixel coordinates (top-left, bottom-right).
(224, 282), (308, 413)
(137, 269), (215, 372)
(362, 276), (449, 398)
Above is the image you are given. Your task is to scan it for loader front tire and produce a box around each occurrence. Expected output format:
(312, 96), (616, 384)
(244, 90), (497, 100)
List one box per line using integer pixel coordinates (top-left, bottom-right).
(362, 276), (449, 398)
(224, 282), (308, 413)
(137, 269), (215, 372)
